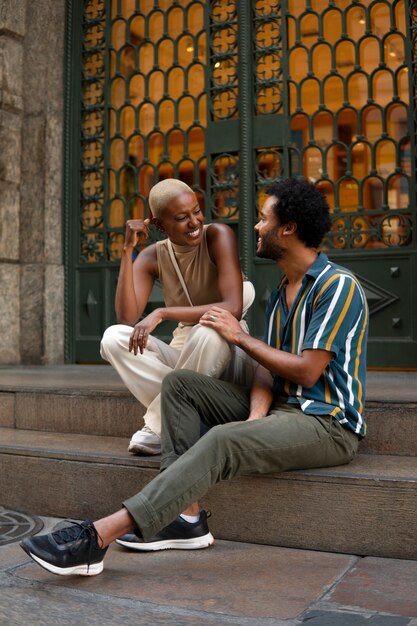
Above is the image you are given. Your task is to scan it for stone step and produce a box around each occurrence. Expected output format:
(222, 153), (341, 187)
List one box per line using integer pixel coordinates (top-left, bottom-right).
(361, 401), (417, 456)
(0, 365), (145, 438)
(1, 366), (417, 454)
(1, 427), (416, 560)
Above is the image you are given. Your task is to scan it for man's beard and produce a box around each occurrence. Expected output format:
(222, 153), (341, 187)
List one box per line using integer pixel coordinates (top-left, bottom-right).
(256, 231), (285, 261)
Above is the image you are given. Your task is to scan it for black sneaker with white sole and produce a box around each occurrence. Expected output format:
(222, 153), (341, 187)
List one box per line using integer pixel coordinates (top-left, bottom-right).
(116, 510), (214, 551)
(20, 519), (108, 576)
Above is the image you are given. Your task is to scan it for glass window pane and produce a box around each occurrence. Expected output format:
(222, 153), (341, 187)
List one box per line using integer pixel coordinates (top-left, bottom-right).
(327, 144), (347, 180)
(363, 177), (383, 211)
(388, 175), (409, 210)
(372, 69), (394, 107)
(335, 40), (355, 77)
(339, 178), (358, 212)
(313, 111), (333, 148)
(312, 43), (332, 78)
(359, 37), (381, 73)
(347, 73), (368, 109)
(300, 13), (319, 48)
(384, 34), (405, 70)
(304, 146), (323, 182)
(323, 8), (342, 44)
(352, 142), (371, 180)
(376, 139), (396, 177)
(362, 106), (383, 142)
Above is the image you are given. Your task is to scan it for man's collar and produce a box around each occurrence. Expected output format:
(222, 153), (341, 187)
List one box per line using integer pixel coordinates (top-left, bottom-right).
(277, 252), (329, 289)
(305, 251), (329, 279)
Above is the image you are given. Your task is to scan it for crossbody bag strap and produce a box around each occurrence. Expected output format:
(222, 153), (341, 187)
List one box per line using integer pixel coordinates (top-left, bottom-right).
(167, 239), (194, 306)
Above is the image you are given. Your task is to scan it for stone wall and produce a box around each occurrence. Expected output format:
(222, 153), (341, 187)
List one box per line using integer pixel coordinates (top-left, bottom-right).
(0, 0), (66, 364)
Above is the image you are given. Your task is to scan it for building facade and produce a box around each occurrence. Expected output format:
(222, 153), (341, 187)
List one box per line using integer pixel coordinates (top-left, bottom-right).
(0, 0), (66, 365)
(1, 0), (416, 368)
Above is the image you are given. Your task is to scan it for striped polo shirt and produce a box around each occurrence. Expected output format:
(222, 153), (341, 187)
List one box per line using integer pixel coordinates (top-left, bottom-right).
(263, 252), (369, 438)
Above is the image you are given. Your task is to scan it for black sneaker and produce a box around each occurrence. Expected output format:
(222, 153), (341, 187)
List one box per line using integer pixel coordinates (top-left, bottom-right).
(20, 519), (108, 576)
(116, 510), (214, 551)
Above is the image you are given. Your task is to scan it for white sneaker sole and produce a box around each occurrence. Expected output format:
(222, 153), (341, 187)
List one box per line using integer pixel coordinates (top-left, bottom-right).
(27, 551), (104, 576)
(128, 442), (161, 455)
(116, 532), (214, 551)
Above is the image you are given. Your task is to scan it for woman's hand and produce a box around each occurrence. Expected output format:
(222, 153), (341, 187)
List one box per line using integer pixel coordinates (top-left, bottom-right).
(124, 219), (152, 249)
(129, 309), (164, 355)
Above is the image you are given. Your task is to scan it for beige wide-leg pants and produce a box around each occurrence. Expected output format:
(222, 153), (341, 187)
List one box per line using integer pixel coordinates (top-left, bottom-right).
(100, 323), (232, 436)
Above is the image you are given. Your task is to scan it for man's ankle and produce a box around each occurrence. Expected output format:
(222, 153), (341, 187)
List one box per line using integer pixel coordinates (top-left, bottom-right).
(180, 513), (200, 523)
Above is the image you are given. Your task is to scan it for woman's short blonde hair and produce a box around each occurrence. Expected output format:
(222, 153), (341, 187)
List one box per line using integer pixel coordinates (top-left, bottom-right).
(149, 179), (195, 219)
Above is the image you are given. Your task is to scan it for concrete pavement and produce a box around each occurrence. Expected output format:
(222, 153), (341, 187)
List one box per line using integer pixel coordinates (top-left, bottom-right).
(1, 514), (417, 626)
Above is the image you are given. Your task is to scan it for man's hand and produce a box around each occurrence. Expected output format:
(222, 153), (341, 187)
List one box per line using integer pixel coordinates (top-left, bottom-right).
(199, 306), (244, 344)
(246, 411), (267, 422)
(129, 309), (164, 355)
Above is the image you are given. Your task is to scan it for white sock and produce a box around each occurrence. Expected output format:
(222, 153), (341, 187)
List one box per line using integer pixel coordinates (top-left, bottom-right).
(180, 513), (200, 524)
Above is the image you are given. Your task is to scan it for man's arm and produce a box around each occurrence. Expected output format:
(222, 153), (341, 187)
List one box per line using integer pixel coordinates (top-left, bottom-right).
(247, 365), (274, 421)
(200, 306), (333, 389)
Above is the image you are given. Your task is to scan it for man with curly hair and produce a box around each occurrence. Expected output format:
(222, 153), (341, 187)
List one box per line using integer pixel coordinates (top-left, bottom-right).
(21, 177), (369, 576)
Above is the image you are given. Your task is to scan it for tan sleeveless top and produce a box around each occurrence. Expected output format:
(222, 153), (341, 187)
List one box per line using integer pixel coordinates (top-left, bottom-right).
(156, 225), (221, 323)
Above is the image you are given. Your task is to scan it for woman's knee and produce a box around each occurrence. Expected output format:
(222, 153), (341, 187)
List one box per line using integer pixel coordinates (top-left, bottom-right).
(100, 324), (130, 357)
(187, 324), (228, 350)
(183, 325), (231, 376)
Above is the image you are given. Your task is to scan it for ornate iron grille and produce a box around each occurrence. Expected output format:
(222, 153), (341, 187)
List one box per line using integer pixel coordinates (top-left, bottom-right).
(207, 0), (239, 222)
(253, 0), (285, 214)
(255, 147), (284, 207)
(208, 0), (285, 227)
(254, 0), (283, 116)
(76, 0), (415, 265)
(287, 0), (413, 250)
(76, 0), (210, 266)
(411, 0), (417, 194)
(209, 0), (238, 121)
(80, 0), (106, 264)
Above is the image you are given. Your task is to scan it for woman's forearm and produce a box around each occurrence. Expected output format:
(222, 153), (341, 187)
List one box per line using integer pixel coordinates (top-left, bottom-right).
(115, 247), (140, 324)
(160, 301), (239, 325)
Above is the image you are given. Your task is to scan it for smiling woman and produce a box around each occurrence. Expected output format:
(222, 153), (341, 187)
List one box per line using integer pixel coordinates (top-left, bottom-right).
(99, 177), (253, 457)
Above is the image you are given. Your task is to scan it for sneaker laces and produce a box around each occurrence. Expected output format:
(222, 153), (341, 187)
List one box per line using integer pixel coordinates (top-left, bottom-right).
(52, 520), (102, 572)
(141, 424), (157, 435)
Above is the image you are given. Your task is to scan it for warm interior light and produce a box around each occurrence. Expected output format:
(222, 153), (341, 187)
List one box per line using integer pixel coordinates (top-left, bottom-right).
(214, 61), (221, 68)
(186, 45), (193, 52)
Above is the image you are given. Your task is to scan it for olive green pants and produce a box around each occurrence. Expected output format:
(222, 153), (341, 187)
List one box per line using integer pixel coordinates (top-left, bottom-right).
(123, 370), (358, 541)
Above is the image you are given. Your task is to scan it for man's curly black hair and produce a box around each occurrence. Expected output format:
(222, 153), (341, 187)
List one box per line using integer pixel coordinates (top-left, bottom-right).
(266, 177), (331, 248)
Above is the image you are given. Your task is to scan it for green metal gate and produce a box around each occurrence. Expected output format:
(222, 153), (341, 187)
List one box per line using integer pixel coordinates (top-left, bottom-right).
(65, 0), (417, 367)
